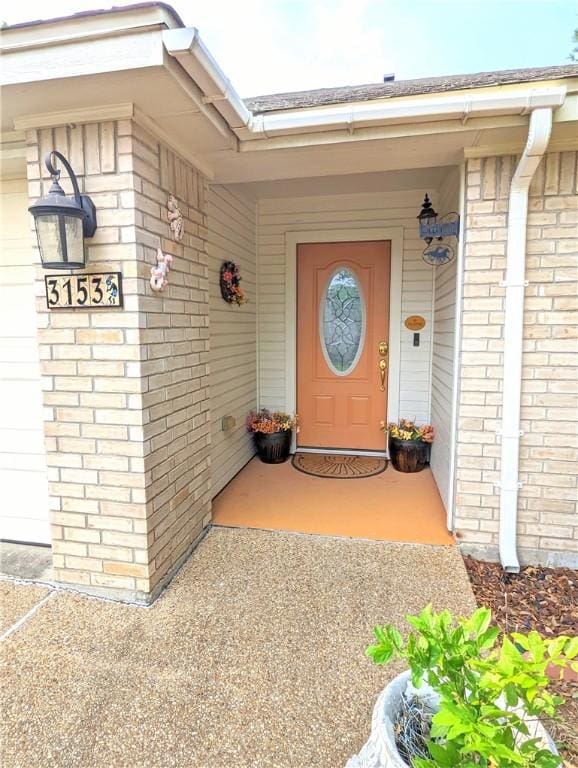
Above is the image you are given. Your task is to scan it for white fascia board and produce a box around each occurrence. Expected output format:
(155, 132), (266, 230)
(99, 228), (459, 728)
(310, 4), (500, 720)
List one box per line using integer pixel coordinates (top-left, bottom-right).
(14, 103), (135, 131)
(1, 29), (165, 87)
(238, 87), (567, 140)
(162, 28), (251, 130)
(0, 5), (179, 51)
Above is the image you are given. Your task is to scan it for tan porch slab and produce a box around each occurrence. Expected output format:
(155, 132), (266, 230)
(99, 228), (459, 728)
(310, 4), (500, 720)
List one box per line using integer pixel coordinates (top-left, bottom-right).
(213, 457), (454, 545)
(0, 527), (475, 768)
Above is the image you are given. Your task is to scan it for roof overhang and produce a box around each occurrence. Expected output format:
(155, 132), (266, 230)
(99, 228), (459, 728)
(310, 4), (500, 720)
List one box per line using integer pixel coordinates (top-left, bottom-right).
(0, 4), (238, 178)
(2, 4), (578, 185)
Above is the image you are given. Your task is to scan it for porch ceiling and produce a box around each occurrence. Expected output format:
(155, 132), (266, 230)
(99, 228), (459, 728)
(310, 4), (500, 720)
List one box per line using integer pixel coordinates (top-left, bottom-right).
(207, 132), (475, 184)
(208, 118), (577, 184)
(230, 166), (451, 200)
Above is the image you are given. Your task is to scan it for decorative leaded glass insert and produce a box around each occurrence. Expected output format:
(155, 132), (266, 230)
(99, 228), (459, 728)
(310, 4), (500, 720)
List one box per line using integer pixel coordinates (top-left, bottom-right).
(321, 268), (365, 375)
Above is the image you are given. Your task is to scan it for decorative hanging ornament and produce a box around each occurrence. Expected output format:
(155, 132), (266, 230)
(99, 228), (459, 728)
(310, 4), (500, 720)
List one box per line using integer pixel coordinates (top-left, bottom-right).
(167, 194), (183, 241)
(422, 241), (455, 266)
(150, 248), (173, 291)
(220, 261), (247, 306)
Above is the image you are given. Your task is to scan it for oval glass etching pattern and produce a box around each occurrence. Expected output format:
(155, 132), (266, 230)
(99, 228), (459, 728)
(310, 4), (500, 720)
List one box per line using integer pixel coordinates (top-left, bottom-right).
(321, 268), (365, 375)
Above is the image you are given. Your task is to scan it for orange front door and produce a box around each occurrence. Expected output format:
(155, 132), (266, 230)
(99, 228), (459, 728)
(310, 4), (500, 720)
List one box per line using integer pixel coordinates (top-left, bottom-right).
(297, 241), (391, 451)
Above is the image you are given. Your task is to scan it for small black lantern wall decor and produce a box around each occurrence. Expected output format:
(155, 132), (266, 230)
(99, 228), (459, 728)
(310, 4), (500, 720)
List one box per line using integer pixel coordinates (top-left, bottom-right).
(29, 151), (97, 270)
(417, 193), (460, 267)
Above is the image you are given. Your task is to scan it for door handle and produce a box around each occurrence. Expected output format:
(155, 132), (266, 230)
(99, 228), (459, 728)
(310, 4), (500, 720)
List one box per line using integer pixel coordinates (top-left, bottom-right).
(379, 359), (387, 391)
(379, 341), (388, 357)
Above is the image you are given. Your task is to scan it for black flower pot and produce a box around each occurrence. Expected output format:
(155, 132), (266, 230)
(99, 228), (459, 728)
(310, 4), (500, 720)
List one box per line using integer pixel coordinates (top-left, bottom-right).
(389, 437), (430, 473)
(253, 430), (292, 464)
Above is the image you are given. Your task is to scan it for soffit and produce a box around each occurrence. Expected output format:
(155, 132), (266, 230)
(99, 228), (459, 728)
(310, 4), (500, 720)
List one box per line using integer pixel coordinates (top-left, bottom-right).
(1, 66), (232, 155)
(208, 119), (578, 184)
(231, 166), (451, 199)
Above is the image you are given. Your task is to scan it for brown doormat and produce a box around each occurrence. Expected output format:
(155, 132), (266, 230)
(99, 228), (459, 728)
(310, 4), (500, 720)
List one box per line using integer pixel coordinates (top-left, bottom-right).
(292, 452), (387, 479)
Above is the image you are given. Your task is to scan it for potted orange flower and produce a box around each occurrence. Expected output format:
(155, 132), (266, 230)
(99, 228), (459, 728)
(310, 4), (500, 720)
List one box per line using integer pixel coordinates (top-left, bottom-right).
(385, 419), (434, 473)
(246, 409), (297, 464)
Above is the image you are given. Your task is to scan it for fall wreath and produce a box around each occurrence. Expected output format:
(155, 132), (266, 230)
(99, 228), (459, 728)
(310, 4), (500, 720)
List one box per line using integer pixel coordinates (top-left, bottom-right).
(220, 261), (247, 306)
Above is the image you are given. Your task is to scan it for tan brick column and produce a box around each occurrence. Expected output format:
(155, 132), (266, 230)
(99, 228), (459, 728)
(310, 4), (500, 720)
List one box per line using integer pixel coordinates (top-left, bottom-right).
(455, 152), (578, 567)
(26, 119), (211, 602)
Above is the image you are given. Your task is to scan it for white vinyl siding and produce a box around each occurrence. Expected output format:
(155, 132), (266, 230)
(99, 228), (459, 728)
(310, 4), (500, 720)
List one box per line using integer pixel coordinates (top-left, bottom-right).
(207, 185), (257, 497)
(257, 190), (434, 423)
(0, 177), (50, 544)
(430, 169), (460, 512)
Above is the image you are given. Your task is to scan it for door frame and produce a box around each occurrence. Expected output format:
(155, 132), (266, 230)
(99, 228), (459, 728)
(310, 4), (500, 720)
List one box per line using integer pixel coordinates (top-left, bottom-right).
(285, 227), (403, 452)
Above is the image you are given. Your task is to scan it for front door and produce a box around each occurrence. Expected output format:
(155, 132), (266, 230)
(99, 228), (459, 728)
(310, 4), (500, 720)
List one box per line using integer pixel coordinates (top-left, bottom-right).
(297, 241), (391, 451)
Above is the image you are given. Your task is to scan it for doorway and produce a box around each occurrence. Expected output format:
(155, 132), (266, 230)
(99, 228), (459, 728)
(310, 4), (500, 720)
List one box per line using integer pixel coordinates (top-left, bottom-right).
(296, 241), (391, 452)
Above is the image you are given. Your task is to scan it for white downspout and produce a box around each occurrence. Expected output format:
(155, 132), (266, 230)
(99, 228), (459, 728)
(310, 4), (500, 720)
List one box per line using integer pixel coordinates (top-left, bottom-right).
(499, 107), (553, 572)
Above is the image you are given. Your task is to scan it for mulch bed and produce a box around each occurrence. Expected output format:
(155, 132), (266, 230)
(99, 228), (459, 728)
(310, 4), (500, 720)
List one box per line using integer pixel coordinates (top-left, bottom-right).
(463, 557), (578, 764)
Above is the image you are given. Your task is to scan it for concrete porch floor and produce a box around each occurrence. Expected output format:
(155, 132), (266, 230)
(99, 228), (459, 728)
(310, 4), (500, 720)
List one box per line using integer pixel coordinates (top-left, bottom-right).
(1, 527), (475, 768)
(213, 457), (454, 546)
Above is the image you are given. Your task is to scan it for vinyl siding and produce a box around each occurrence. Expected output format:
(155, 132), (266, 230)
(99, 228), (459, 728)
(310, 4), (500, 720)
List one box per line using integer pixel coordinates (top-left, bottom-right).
(207, 185), (257, 497)
(429, 168), (460, 512)
(0, 177), (50, 543)
(257, 190), (435, 424)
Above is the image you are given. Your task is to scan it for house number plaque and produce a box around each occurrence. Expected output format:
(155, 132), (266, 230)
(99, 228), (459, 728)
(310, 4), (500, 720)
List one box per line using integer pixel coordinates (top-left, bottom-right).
(45, 272), (123, 310)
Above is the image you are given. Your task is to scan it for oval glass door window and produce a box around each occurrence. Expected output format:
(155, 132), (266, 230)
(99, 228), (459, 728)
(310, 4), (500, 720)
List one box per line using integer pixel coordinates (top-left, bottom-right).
(321, 267), (366, 375)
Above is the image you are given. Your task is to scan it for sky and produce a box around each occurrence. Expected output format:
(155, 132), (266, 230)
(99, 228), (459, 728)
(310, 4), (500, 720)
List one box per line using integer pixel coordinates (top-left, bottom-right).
(3, 0), (577, 97)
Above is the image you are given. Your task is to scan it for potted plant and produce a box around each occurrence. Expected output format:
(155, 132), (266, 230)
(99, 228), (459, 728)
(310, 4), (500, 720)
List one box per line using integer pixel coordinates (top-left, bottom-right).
(386, 419), (434, 473)
(346, 605), (578, 768)
(246, 409), (297, 464)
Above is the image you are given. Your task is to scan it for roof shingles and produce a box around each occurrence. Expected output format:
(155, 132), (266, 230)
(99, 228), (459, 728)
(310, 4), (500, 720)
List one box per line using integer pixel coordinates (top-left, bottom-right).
(244, 64), (578, 114)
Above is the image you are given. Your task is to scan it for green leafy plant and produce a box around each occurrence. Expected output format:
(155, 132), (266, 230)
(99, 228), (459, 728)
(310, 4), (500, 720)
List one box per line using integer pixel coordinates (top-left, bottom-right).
(366, 605), (578, 768)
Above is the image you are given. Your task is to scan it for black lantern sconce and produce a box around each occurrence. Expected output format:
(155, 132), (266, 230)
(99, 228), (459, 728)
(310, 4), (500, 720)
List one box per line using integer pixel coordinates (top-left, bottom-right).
(416, 193), (438, 245)
(417, 192), (460, 266)
(29, 151), (97, 270)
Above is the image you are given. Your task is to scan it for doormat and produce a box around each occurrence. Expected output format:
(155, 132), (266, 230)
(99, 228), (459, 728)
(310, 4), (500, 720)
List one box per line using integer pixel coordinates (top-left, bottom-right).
(291, 452), (387, 479)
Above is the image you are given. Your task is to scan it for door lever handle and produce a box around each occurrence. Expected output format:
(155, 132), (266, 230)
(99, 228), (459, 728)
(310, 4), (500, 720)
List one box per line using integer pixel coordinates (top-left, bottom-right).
(379, 359), (387, 391)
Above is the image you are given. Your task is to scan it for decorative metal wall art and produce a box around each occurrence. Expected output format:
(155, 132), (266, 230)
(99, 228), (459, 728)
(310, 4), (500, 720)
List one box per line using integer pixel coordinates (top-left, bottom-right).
(150, 248), (173, 292)
(422, 240), (454, 266)
(220, 261), (247, 306)
(45, 272), (122, 309)
(167, 194), (183, 241)
(417, 193), (460, 266)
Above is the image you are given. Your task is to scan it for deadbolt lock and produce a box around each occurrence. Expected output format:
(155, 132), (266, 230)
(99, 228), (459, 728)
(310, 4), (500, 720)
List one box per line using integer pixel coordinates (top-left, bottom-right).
(379, 341), (388, 357)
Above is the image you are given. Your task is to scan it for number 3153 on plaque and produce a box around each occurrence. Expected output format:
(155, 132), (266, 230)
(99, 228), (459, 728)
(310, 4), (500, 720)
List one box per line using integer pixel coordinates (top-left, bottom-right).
(44, 272), (123, 309)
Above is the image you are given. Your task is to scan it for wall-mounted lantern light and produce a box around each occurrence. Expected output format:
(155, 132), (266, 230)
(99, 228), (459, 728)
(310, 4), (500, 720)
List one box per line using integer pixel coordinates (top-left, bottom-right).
(29, 151), (97, 270)
(416, 193), (438, 245)
(417, 192), (460, 266)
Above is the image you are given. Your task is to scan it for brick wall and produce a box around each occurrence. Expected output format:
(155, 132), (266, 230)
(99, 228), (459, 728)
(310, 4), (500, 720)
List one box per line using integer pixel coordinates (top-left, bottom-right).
(131, 123), (211, 596)
(26, 119), (210, 602)
(456, 151), (578, 567)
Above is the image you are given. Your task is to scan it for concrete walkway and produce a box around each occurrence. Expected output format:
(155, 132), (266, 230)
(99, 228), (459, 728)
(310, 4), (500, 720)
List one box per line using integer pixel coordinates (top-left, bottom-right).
(1, 527), (475, 768)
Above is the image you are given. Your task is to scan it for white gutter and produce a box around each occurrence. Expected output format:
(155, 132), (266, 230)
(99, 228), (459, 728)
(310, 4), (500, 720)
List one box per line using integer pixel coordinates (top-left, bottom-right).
(162, 55), (238, 147)
(162, 28), (567, 142)
(245, 88), (565, 139)
(163, 28), (252, 131)
(499, 107), (553, 572)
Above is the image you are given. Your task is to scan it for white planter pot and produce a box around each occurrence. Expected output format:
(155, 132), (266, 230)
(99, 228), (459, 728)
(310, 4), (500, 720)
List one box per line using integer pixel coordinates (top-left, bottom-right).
(346, 670), (558, 768)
